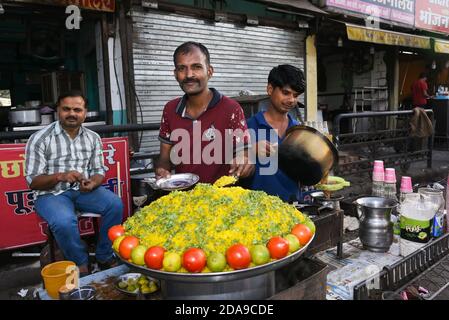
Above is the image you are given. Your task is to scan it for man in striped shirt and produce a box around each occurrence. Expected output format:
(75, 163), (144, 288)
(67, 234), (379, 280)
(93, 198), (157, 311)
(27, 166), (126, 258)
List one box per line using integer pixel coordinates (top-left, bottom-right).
(25, 91), (123, 275)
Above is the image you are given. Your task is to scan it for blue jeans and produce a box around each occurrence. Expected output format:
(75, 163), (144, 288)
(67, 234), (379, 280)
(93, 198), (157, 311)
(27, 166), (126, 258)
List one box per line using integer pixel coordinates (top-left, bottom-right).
(35, 187), (123, 266)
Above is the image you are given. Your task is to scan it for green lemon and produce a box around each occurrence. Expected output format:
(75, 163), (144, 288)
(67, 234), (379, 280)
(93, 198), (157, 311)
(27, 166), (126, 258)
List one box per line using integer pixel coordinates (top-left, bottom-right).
(112, 235), (125, 253)
(250, 245), (270, 266)
(303, 218), (316, 235)
(131, 245), (147, 266)
(162, 252), (182, 272)
(207, 252), (227, 272)
(148, 281), (158, 293)
(285, 234), (300, 253)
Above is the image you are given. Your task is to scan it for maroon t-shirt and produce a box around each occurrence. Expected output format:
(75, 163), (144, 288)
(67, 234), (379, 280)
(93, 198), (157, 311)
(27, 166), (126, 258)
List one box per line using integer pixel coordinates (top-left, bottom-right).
(159, 88), (250, 183)
(412, 79), (428, 106)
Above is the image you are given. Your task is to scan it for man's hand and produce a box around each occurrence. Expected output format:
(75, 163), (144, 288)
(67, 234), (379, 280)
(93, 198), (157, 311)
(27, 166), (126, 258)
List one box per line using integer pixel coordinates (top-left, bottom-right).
(57, 171), (84, 184)
(253, 140), (278, 157)
(155, 142), (172, 180)
(79, 179), (96, 192)
(155, 167), (171, 180)
(30, 170), (85, 191)
(229, 150), (255, 178)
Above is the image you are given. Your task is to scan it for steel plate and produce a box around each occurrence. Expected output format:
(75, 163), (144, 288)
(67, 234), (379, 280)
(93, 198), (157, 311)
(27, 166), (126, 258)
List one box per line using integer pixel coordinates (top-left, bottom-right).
(118, 234), (314, 283)
(144, 173), (199, 191)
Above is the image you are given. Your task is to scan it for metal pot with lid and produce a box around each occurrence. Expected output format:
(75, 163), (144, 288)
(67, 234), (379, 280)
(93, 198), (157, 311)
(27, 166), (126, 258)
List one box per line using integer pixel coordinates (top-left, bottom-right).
(9, 105), (41, 125)
(278, 125), (338, 186)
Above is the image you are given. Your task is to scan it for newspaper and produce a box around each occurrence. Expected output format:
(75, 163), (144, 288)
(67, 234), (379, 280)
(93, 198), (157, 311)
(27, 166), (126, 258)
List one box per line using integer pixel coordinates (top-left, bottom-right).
(313, 238), (402, 300)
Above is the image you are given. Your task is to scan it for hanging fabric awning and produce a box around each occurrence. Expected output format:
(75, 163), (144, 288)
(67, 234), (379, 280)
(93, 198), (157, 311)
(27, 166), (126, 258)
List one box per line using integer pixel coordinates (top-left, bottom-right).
(434, 38), (449, 54)
(345, 23), (431, 49)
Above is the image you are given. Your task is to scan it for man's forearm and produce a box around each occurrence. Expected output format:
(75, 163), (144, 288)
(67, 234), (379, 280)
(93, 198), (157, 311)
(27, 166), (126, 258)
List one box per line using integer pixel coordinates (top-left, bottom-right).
(155, 157), (172, 171)
(29, 173), (63, 190)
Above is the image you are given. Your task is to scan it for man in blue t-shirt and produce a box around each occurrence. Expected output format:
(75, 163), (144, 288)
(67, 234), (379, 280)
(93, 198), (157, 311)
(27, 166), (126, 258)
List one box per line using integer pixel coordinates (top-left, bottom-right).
(246, 64), (305, 202)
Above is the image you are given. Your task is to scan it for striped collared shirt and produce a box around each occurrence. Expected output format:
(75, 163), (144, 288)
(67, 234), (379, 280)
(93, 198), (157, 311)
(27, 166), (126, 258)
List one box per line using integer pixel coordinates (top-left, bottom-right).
(25, 121), (105, 196)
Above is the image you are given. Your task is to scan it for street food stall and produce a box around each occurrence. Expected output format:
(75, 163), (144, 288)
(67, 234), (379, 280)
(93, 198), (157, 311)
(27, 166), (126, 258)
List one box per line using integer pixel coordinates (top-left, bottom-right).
(2, 122), (449, 301)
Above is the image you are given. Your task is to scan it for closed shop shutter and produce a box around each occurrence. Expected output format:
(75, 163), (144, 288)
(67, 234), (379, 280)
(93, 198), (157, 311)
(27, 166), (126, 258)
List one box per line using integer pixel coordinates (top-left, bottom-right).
(131, 6), (305, 152)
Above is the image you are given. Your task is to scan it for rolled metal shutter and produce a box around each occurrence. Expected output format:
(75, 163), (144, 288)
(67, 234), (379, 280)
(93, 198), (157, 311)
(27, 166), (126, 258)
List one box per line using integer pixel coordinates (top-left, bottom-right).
(131, 6), (306, 152)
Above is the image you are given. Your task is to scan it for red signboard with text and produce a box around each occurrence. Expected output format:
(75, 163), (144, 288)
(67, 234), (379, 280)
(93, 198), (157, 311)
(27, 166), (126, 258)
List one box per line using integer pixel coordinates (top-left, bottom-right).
(325, 0), (415, 26)
(0, 137), (131, 250)
(11, 0), (115, 12)
(415, 0), (449, 34)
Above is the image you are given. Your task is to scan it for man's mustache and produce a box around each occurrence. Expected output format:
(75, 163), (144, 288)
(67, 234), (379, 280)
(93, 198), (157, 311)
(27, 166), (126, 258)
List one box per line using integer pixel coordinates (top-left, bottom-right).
(65, 117), (77, 121)
(182, 78), (199, 86)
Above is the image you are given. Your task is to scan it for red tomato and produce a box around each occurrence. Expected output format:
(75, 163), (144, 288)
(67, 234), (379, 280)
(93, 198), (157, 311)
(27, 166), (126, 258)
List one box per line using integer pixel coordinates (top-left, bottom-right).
(144, 246), (166, 270)
(226, 244), (251, 270)
(266, 236), (289, 259)
(107, 225), (125, 242)
(291, 224), (313, 246)
(182, 248), (207, 273)
(118, 236), (139, 260)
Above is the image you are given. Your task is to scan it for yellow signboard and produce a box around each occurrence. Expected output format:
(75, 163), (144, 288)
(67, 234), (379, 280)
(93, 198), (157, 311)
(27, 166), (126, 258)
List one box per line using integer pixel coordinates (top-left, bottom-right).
(10, 0), (115, 12)
(434, 39), (449, 54)
(346, 23), (431, 49)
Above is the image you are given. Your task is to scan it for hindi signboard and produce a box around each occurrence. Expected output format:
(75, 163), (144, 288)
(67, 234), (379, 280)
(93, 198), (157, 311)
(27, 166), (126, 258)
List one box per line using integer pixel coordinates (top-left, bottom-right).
(415, 0), (449, 34)
(0, 137), (131, 250)
(325, 0), (415, 26)
(9, 0), (115, 12)
(346, 23), (431, 48)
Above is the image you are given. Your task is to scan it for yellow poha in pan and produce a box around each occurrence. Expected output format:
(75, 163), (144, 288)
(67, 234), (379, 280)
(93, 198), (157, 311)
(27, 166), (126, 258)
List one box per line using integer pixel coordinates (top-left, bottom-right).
(123, 183), (307, 255)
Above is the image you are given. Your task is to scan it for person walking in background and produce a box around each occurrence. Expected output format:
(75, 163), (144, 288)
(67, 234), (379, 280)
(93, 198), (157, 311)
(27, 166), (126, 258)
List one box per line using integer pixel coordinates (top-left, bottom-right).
(412, 72), (431, 108)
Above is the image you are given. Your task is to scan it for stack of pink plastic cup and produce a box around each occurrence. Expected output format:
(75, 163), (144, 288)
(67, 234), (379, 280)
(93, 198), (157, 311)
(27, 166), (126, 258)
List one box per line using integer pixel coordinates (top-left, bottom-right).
(400, 176), (413, 194)
(385, 168), (397, 184)
(373, 160), (385, 182)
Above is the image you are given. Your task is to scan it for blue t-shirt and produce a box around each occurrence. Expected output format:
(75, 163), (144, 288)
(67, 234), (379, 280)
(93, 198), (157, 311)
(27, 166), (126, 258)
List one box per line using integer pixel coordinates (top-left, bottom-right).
(247, 111), (300, 202)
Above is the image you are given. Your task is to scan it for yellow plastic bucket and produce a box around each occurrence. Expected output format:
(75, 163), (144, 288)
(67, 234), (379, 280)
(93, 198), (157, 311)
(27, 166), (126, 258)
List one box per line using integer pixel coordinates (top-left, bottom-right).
(41, 261), (76, 299)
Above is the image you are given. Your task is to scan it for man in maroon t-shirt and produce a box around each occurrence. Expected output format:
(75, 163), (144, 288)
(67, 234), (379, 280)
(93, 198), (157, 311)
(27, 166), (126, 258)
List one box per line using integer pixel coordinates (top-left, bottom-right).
(156, 42), (254, 183)
(411, 72), (430, 108)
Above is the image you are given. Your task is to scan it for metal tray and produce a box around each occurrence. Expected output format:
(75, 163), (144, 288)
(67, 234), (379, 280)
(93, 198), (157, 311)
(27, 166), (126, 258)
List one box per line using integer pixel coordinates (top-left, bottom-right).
(119, 234), (314, 283)
(144, 173), (199, 191)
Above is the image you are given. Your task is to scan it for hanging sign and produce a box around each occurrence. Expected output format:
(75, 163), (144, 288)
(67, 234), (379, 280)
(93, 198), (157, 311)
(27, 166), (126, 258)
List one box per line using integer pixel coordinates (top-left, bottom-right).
(434, 38), (449, 53)
(346, 23), (431, 49)
(325, 0), (415, 26)
(415, 0), (449, 34)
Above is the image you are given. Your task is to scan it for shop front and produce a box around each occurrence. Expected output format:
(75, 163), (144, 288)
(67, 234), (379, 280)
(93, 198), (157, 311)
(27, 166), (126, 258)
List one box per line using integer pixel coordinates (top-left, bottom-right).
(0, 0), (119, 135)
(314, 0), (449, 130)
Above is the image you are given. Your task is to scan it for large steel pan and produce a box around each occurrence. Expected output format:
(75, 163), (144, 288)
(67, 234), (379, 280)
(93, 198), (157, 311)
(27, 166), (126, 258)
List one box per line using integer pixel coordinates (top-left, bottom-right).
(278, 125), (338, 186)
(118, 234), (314, 300)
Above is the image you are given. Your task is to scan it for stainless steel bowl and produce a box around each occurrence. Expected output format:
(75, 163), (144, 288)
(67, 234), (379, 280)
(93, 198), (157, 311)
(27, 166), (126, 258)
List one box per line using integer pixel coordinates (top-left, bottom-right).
(9, 106), (41, 125)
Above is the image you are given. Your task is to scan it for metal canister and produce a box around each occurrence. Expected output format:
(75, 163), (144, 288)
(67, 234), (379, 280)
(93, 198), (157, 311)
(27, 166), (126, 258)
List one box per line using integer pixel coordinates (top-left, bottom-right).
(354, 197), (398, 252)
